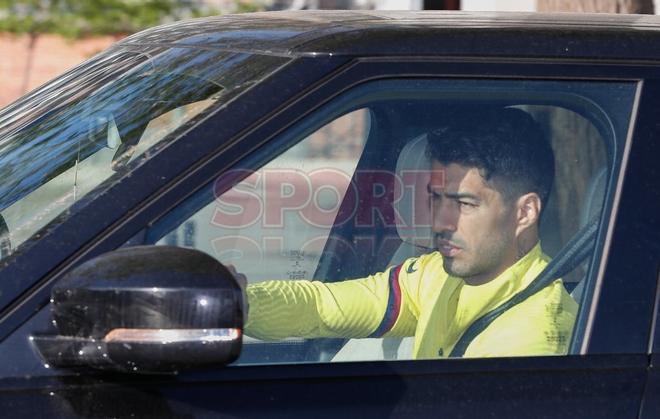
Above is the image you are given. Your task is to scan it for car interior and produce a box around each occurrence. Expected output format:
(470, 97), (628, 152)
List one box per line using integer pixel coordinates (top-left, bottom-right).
(127, 78), (634, 365)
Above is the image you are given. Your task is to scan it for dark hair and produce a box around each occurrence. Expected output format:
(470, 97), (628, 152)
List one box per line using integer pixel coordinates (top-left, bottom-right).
(426, 107), (555, 208)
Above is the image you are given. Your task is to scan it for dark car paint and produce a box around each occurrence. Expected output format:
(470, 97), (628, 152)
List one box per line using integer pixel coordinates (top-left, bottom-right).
(0, 10), (658, 418)
(120, 11), (660, 61)
(0, 355), (648, 418)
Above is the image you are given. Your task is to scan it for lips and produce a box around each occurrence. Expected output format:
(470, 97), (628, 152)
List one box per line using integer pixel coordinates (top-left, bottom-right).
(437, 239), (462, 258)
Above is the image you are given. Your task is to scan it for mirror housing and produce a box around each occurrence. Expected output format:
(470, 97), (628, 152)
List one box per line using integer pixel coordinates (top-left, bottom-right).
(31, 246), (243, 374)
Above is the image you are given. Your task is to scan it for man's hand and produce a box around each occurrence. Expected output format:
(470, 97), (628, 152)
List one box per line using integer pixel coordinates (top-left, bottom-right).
(226, 264), (248, 322)
(226, 264), (247, 291)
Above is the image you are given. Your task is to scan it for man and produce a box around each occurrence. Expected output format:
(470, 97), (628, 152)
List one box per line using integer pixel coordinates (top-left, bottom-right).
(238, 107), (577, 359)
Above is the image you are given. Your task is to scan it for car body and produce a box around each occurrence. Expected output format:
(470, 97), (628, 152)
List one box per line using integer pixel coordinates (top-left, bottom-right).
(0, 10), (658, 418)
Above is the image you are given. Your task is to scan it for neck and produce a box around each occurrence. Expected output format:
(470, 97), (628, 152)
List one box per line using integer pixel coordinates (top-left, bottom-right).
(517, 230), (539, 260)
(462, 238), (539, 286)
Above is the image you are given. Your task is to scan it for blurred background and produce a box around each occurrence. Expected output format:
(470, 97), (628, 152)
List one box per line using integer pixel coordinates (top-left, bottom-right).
(0, 0), (656, 108)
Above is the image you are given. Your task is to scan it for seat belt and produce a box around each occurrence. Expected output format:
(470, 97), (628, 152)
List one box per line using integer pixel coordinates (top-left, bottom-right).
(448, 217), (600, 358)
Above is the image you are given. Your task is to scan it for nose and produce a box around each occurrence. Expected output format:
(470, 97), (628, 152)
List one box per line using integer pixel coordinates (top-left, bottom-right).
(432, 200), (458, 233)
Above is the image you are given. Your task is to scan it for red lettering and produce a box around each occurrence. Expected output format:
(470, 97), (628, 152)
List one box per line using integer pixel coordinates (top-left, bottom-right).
(263, 169), (311, 228)
(212, 170), (262, 229)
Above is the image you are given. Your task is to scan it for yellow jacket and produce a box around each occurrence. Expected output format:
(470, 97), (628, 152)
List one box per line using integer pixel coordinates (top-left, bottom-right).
(245, 243), (577, 358)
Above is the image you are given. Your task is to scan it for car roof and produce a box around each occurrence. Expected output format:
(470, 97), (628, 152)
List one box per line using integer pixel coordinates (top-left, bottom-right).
(117, 10), (660, 61)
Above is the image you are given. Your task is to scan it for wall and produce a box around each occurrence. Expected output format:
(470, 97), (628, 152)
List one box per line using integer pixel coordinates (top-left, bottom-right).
(0, 33), (121, 108)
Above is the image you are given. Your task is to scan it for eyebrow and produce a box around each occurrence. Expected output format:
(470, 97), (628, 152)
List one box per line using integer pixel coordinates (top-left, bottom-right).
(445, 192), (480, 202)
(427, 185), (480, 202)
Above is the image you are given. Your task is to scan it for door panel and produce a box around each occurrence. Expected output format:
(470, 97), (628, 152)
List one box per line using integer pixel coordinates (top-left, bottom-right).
(0, 356), (646, 418)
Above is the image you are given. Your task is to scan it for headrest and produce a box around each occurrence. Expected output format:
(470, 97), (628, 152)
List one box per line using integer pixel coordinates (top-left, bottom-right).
(580, 167), (608, 228)
(393, 134), (433, 248)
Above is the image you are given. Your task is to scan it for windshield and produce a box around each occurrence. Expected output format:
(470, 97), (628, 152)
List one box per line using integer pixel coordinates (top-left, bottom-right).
(0, 45), (289, 260)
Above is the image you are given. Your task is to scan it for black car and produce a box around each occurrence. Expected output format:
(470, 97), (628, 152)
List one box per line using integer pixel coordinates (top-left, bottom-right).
(0, 10), (658, 418)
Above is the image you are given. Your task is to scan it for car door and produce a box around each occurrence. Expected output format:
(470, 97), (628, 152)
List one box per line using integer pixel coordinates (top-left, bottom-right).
(0, 56), (657, 418)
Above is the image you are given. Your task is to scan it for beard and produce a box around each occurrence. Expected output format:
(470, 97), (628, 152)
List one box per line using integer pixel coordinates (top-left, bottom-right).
(437, 231), (513, 282)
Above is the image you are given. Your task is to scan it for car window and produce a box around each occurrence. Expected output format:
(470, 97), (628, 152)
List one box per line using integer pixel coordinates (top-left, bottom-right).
(136, 79), (636, 365)
(156, 108), (370, 283)
(0, 46), (289, 262)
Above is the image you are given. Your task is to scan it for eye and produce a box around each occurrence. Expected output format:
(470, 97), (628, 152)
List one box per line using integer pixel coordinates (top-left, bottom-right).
(458, 200), (477, 209)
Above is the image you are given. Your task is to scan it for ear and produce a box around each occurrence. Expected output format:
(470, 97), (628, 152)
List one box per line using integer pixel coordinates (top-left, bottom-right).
(514, 192), (541, 237)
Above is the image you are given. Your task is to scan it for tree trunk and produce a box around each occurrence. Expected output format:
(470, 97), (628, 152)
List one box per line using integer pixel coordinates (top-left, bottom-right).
(20, 32), (38, 95)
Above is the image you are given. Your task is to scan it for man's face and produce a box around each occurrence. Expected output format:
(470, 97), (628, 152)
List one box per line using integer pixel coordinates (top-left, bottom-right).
(428, 161), (519, 285)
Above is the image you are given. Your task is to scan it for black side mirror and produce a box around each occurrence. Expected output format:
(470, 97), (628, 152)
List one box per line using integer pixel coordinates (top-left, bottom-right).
(31, 246), (243, 374)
